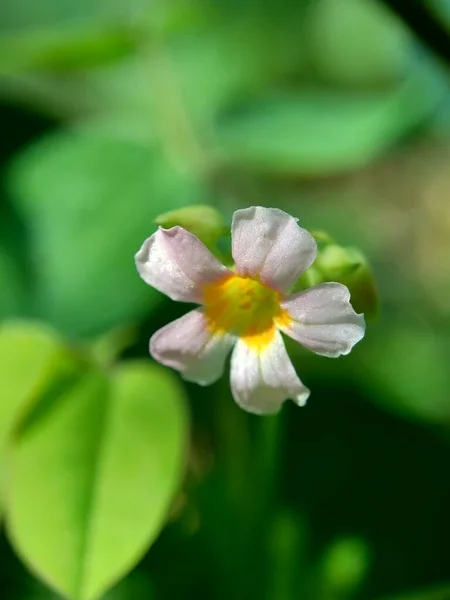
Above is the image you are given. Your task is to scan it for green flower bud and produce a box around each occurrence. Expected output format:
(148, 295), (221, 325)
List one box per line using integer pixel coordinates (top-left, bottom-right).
(316, 244), (378, 318)
(154, 205), (227, 250)
(295, 264), (325, 292)
(316, 245), (378, 318)
(295, 242), (378, 318)
(310, 229), (336, 245)
(315, 244), (364, 276)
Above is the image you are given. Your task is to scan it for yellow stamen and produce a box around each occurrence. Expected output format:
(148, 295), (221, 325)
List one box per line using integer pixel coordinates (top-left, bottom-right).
(202, 274), (291, 351)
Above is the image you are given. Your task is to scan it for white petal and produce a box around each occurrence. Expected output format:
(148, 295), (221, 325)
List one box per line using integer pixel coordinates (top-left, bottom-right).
(279, 283), (366, 358)
(150, 309), (235, 385)
(231, 206), (317, 292)
(230, 331), (310, 414)
(135, 226), (230, 303)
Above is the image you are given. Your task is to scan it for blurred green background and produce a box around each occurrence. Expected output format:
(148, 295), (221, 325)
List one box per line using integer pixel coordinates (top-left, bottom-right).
(1, 0), (450, 599)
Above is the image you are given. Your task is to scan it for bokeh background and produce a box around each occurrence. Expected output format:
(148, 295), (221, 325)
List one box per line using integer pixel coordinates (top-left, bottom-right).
(1, 0), (450, 599)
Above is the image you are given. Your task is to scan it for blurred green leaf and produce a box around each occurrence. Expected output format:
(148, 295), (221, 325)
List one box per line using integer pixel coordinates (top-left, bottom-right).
(0, 0), (142, 32)
(428, 0), (450, 26)
(7, 360), (188, 600)
(363, 323), (450, 424)
(0, 249), (26, 318)
(0, 0), (145, 72)
(152, 1), (313, 127)
(305, 0), (412, 87)
(214, 80), (442, 176)
(162, 26), (264, 126)
(0, 26), (136, 73)
(379, 582), (450, 600)
(25, 570), (155, 600)
(8, 123), (205, 336)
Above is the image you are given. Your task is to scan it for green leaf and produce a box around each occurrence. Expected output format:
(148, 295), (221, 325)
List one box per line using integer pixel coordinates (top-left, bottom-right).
(0, 321), (66, 448)
(6, 361), (188, 600)
(8, 124), (204, 336)
(0, 321), (76, 524)
(363, 324), (450, 425)
(0, 249), (26, 318)
(214, 79), (442, 176)
(0, 0), (142, 72)
(305, 0), (412, 87)
(0, 26), (136, 73)
(379, 581), (450, 600)
(153, 1), (312, 127)
(0, 0), (140, 33)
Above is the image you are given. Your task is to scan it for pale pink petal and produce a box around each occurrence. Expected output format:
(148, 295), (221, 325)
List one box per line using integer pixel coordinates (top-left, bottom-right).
(150, 309), (235, 385)
(229, 331), (310, 414)
(135, 226), (230, 303)
(231, 206), (317, 292)
(279, 283), (365, 358)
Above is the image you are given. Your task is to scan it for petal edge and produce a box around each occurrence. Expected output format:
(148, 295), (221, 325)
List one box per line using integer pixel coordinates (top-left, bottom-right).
(231, 206), (317, 292)
(150, 309), (235, 386)
(135, 226), (229, 303)
(230, 331), (310, 414)
(280, 282), (366, 358)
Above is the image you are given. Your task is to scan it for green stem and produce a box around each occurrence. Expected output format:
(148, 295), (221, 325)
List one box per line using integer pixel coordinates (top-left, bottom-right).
(254, 415), (284, 510)
(247, 414), (286, 598)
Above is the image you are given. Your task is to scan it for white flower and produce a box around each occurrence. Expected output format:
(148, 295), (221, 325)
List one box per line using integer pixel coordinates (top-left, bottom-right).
(135, 206), (365, 414)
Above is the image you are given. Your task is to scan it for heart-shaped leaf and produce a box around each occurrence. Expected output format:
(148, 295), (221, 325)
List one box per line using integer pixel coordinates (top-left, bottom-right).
(0, 321), (67, 448)
(6, 360), (188, 600)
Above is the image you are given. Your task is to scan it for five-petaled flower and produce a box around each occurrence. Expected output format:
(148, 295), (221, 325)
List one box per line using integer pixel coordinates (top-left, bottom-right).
(135, 206), (365, 414)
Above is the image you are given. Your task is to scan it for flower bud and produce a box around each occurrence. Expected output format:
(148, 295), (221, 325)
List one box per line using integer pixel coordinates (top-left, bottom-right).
(298, 243), (378, 318)
(155, 205), (227, 250)
(317, 245), (378, 318)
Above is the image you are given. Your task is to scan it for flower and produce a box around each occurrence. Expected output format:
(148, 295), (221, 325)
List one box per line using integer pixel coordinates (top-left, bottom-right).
(135, 206), (365, 414)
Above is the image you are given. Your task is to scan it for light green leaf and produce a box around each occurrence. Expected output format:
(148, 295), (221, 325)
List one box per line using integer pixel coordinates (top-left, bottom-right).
(305, 0), (412, 87)
(0, 26), (135, 73)
(215, 79), (442, 176)
(0, 0), (143, 72)
(0, 321), (67, 448)
(6, 361), (188, 600)
(8, 124), (204, 336)
(0, 0), (142, 33)
(0, 321), (76, 524)
(150, 2), (312, 127)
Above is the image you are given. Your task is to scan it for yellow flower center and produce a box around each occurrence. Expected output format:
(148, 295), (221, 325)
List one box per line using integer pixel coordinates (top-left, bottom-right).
(202, 274), (291, 350)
